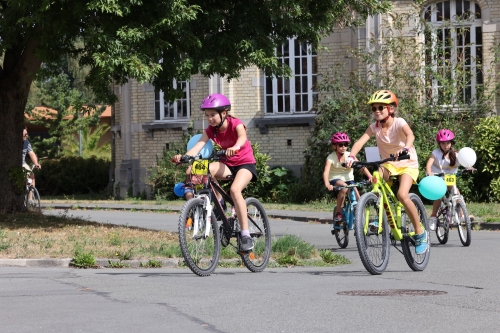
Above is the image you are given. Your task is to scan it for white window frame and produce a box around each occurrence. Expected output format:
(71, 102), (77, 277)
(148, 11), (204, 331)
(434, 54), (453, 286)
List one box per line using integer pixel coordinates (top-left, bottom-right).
(155, 80), (190, 121)
(423, 0), (482, 105)
(265, 38), (318, 114)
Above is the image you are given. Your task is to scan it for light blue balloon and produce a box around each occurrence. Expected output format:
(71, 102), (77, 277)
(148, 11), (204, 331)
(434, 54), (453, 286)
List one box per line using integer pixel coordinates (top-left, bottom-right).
(418, 176), (447, 200)
(173, 182), (186, 197)
(186, 134), (213, 158)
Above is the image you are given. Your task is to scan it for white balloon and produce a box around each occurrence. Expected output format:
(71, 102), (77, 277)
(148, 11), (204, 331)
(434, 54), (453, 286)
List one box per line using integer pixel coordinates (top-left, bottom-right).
(457, 147), (477, 167)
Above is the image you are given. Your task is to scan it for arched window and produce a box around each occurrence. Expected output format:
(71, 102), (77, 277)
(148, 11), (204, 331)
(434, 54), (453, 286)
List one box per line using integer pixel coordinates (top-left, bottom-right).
(423, 0), (482, 104)
(265, 39), (318, 114)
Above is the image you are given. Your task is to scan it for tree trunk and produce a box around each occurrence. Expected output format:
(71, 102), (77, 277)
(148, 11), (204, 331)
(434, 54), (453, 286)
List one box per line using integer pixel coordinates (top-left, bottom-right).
(0, 37), (42, 213)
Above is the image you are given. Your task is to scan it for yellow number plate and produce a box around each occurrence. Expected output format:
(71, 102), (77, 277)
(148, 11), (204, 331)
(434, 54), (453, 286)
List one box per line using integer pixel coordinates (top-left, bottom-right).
(192, 160), (209, 175)
(444, 174), (456, 186)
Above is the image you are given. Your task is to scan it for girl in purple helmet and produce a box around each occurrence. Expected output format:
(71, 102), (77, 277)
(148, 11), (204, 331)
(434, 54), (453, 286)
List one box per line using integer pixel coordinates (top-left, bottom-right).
(323, 132), (372, 225)
(425, 129), (461, 230)
(172, 93), (257, 252)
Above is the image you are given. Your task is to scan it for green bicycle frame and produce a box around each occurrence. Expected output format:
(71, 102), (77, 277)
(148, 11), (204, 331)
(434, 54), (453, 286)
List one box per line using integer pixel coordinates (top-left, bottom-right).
(366, 170), (406, 241)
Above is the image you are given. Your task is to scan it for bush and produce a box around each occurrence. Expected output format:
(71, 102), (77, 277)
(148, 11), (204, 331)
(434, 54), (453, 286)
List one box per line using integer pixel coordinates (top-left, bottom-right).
(36, 156), (110, 195)
(146, 141), (188, 200)
(473, 116), (500, 201)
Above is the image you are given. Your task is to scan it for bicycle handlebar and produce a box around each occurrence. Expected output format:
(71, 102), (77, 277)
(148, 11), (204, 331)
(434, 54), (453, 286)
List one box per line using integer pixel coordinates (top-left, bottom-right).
(177, 150), (228, 165)
(342, 151), (410, 169)
(333, 180), (372, 191)
(434, 168), (476, 177)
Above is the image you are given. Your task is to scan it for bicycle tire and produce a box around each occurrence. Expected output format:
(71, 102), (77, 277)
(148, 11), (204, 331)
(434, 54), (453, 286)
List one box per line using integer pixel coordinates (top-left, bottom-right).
(334, 223), (349, 249)
(25, 186), (41, 213)
(455, 200), (471, 246)
(178, 198), (220, 276)
(401, 193), (430, 271)
(354, 192), (390, 275)
(240, 197), (271, 272)
(435, 204), (449, 245)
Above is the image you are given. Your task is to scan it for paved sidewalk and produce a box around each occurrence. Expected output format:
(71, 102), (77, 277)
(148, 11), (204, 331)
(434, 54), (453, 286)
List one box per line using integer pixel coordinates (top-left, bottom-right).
(41, 202), (335, 224)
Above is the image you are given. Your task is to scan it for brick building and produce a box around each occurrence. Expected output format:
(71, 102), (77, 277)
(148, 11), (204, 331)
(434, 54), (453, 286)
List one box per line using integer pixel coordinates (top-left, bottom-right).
(111, 0), (500, 197)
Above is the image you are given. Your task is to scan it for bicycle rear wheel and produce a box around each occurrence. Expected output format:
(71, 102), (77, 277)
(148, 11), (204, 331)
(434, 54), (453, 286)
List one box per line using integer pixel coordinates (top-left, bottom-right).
(454, 200), (471, 246)
(401, 193), (430, 271)
(240, 197), (271, 272)
(354, 192), (390, 275)
(25, 186), (41, 213)
(178, 198), (220, 276)
(435, 205), (449, 245)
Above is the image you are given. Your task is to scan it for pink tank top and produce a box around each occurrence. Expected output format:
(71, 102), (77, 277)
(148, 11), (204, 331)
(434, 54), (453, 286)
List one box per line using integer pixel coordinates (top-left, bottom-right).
(205, 117), (256, 167)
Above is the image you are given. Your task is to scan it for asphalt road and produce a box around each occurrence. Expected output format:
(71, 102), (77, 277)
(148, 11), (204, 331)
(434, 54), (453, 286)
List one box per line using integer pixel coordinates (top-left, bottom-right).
(0, 209), (499, 332)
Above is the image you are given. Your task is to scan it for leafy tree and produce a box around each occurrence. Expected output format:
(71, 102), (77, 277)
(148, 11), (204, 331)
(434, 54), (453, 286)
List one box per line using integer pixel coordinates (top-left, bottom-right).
(0, 0), (392, 212)
(62, 123), (111, 160)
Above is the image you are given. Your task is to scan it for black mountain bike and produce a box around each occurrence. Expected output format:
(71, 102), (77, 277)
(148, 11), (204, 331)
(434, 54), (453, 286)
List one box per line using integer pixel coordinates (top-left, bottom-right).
(176, 151), (272, 276)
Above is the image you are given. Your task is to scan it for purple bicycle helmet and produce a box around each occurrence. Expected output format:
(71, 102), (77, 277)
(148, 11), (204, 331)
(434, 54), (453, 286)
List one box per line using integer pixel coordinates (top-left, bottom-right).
(436, 129), (455, 142)
(200, 94), (231, 111)
(330, 132), (350, 143)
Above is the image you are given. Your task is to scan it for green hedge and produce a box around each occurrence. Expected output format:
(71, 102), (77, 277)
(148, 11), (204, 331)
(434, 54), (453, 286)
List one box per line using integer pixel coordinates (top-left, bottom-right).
(36, 156), (110, 195)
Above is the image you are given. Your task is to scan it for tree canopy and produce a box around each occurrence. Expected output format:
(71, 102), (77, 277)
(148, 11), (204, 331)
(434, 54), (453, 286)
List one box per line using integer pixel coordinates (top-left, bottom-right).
(0, 0), (392, 212)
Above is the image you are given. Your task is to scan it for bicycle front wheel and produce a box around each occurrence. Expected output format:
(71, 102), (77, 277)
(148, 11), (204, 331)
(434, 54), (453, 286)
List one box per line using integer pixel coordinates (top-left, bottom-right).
(25, 186), (41, 213)
(178, 198), (220, 276)
(334, 222), (349, 249)
(401, 193), (430, 271)
(333, 199), (350, 248)
(240, 197), (271, 272)
(354, 192), (390, 275)
(454, 200), (471, 246)
(435, 205), (449, 245)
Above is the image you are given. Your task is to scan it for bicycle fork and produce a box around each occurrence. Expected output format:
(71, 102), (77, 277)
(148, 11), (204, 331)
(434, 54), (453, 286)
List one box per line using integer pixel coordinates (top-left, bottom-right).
(191, 194), (212, 239)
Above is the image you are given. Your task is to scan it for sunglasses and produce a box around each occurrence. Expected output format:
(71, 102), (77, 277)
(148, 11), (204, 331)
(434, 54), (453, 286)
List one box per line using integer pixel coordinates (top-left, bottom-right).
(371, 105), (387, 112)
(334, 143), (349, 147)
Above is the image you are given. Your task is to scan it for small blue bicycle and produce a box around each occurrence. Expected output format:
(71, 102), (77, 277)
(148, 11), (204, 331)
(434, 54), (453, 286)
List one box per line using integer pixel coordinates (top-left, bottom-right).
(331, 181), (370, 248)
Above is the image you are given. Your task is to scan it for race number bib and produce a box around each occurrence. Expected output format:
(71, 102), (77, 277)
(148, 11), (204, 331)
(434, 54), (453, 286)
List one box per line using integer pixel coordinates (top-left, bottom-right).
(444, 174), (456, 186)
(192, 160), (209, 175)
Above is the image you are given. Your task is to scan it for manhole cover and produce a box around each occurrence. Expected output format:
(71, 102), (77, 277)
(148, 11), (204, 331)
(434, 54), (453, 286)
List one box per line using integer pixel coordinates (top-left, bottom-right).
(338, 289), (447, 296)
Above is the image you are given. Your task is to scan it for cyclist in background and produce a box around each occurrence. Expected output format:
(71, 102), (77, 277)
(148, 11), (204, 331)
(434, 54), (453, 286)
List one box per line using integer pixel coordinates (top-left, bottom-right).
(323, 132), (372, 226)
(172, 94), (257, 252)
(425, 129), (473, 230)
(22, 126), (41, 186)
(346, 90), (428, 255)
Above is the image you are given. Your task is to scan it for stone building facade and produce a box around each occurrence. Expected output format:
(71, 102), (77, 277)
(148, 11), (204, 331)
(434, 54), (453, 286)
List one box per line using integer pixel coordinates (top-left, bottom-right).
(111, 0), (500, 197)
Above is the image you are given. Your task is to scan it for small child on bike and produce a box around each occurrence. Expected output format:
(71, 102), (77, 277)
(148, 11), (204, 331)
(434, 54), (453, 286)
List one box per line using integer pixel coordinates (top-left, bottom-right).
(346, 90), (428, 255)
(323, 132), (372, 225)
(172, 93), (257, 252)
(425, 129), (471, 230)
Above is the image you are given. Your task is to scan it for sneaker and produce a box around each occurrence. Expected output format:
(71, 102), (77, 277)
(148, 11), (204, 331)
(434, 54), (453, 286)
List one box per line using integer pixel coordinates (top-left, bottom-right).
(368, 221), (379, 232)
(333, 212), (343, 226)
(429, 216), (437, 231)
(240, 236), (254, 252)
(414, 231), (428, 255)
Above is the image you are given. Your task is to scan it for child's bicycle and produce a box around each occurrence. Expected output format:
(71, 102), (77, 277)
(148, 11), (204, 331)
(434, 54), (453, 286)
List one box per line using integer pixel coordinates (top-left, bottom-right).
(24, 167), (41, 213)
(176, 151), (272, 277)
(349, 154), (430, 275)
(331, 181), (370, 248)
(433, 169), (474, 246)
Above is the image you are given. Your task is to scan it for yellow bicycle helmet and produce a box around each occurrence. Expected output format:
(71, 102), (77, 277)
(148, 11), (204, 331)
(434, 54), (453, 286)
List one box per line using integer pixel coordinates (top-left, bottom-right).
(367, 90), (399, 107)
